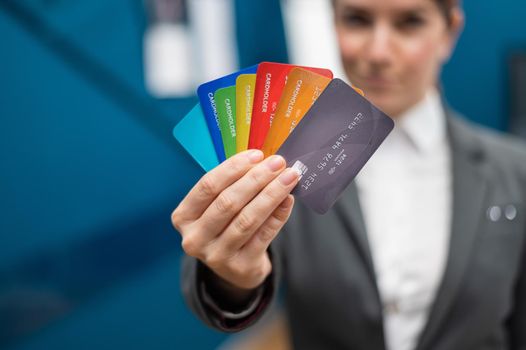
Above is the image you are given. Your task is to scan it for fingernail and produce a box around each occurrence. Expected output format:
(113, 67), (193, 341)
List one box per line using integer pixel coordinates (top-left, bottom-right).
(267, 155), (285, 172)
(279, 168), (299, 186)
(248, 150), (264, 163)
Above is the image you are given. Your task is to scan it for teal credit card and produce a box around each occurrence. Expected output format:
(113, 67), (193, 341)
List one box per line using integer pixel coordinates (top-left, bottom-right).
(174, 104), (220, 172)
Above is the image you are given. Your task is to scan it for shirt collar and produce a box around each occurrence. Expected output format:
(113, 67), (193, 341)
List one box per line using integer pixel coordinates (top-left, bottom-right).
(395, 89), (447, 153)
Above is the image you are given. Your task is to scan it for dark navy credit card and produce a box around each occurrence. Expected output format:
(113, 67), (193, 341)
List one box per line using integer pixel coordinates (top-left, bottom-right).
(276, 78), (394, 214)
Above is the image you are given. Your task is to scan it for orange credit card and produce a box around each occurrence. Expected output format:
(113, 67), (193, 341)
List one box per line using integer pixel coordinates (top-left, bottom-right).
(248, 62), (333, 150)
(262, 68), (331, 157)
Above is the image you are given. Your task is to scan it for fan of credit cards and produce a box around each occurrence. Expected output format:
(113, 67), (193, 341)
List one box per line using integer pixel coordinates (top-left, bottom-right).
(174, 62), (394, 214)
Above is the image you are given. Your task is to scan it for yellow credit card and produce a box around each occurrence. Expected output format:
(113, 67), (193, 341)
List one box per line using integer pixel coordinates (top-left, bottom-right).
(235, 74), (256, 153)
(262, 68), (331, 157)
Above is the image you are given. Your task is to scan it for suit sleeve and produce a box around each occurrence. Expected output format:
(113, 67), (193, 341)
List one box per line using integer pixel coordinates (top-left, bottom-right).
(180, 240), (285, 332)
(508, 227), (526, 349)
(508, 178), (526, 350)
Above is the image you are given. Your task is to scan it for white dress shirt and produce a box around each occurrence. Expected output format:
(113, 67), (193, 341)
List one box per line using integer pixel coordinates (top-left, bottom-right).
(355, 89), (452, 350)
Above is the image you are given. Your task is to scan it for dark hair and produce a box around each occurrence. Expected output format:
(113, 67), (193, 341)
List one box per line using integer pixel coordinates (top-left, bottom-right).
(435, 0), (457, 26)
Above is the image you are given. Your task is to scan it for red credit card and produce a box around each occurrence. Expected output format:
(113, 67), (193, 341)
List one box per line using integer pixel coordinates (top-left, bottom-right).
(248, 62), (333, 150)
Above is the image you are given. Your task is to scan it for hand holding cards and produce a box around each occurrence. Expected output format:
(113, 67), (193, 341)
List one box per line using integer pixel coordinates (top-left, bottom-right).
(174, 62), (394, 214)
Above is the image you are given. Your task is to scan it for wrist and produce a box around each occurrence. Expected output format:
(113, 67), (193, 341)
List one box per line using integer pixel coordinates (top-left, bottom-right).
(203, 266), (263, 311)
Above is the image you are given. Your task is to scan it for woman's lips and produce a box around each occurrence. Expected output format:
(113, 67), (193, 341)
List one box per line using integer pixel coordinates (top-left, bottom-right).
(360, 76), (395, 89)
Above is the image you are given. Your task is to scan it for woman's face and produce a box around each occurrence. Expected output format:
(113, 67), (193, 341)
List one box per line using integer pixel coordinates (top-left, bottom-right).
(334, 0), (461, 118)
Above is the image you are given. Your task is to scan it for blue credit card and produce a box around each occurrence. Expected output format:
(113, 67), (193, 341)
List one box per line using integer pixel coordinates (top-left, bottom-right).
(197, 65), (258, 162)
(174, 104), (220, 172)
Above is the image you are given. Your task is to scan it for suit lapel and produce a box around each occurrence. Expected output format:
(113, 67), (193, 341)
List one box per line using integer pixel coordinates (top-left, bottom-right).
(416, 114), (490, 350)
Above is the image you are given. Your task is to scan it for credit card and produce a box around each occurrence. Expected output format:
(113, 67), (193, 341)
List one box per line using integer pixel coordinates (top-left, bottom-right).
(261, 68), (331, 157)
(248, 62), (333, 150)
(173, 104), (220, 172)
(214, 86), (237, 159)
(276, 78), (394, 214)
(197, 65), (258, 162)
(235, 74), (256, 153)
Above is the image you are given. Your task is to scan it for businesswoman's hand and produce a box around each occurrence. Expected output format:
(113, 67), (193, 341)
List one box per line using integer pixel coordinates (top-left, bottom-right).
(171, 150), (299, 291)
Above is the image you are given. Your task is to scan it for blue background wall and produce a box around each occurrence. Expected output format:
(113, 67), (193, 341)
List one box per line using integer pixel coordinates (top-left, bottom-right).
(0, 0), (524, 349)
(441, 0), (526, 130)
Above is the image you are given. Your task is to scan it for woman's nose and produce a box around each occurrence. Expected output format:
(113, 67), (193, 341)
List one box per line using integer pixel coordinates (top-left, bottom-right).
(367, 23), (394, 66)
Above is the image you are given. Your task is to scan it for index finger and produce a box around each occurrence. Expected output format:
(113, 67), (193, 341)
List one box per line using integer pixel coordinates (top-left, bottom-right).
(173, 149), (264, 223)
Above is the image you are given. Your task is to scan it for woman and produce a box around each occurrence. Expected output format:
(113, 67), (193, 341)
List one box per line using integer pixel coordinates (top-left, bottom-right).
(172, 0), (526, 349)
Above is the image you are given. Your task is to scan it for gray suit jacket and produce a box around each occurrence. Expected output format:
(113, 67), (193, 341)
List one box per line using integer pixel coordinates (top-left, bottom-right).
(182, 112), (526, 350)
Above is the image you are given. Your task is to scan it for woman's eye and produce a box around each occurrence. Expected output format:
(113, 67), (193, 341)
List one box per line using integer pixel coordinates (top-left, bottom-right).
(397, 16), (426, 29)
(343, 14), (371, 27)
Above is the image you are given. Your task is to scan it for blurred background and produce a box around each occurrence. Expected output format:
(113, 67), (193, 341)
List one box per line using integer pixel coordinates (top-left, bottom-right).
(0, 0), (525, 349)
